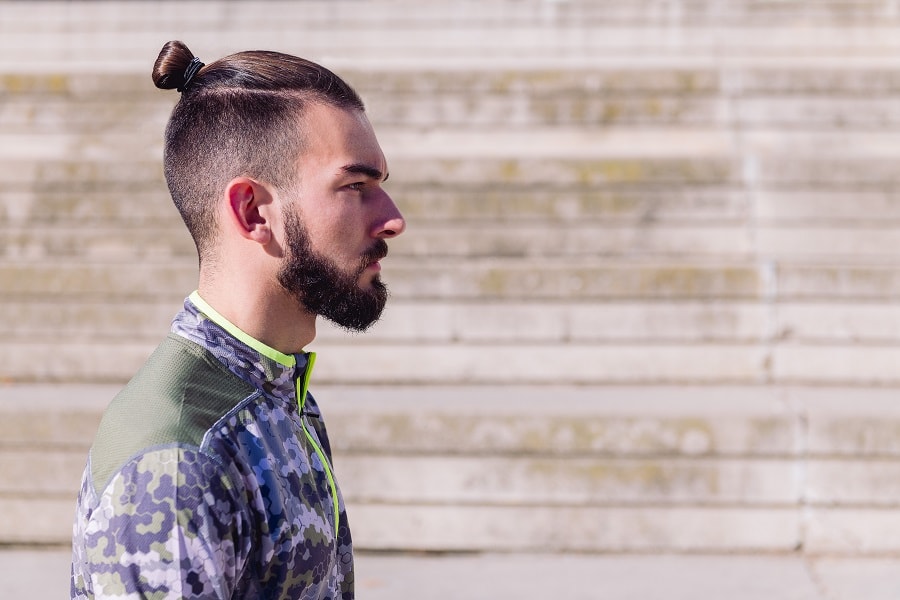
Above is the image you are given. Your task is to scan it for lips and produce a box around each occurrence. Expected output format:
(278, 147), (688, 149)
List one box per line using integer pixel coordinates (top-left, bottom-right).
(359, 239), (389, 274)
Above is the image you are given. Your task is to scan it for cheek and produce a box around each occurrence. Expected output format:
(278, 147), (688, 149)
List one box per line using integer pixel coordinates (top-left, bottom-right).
(296, 191), (370, 258)
(294, 199), (342, 250)
(306, 217), (363, 263)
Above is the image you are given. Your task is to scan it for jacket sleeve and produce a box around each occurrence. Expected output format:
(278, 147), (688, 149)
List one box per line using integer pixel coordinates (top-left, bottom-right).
(77, 446), (248, 599)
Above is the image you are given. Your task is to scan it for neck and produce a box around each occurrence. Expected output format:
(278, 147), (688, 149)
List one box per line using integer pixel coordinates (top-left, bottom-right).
(196, 275), (317, 354)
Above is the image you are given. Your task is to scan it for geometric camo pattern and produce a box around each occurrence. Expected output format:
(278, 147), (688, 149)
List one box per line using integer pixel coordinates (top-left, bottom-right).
(71, 297), (354, 599)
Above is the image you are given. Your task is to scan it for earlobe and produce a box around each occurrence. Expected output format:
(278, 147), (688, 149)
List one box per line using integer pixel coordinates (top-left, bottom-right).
(225, 177), (273, 245)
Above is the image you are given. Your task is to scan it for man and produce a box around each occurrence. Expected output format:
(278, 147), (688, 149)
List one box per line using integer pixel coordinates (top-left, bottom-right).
(71, 40), (405, 599)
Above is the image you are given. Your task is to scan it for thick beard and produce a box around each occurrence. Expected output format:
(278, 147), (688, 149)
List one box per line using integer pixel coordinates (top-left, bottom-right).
(277, 210), (389, 332)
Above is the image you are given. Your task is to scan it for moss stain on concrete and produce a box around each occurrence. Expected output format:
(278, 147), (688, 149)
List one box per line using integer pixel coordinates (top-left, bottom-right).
(570, 161), (645, 186)
(0, 74), (69, 95)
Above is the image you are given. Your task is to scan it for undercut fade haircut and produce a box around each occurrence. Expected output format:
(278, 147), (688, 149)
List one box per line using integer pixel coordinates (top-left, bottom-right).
(152, 40), (365, 264)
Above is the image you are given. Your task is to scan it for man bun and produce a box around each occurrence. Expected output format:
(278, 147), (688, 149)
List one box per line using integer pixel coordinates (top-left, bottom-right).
(152, 40), (202, 91)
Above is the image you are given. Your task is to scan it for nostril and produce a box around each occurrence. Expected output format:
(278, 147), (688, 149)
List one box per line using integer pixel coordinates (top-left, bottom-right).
(376, 213), (406, 238)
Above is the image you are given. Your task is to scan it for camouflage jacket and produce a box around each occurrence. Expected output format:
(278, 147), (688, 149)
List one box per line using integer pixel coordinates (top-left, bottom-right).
(71, 293), (353, 599)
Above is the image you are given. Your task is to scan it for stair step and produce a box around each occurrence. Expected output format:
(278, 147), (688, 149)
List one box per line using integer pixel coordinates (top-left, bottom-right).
(8, 188), (900, 227)
(7, 223), (900, 262)
(4, 24), (900, 71)
(0, 223), (756, 261)
(8, 155), (900, 189)
(11, 67), (900, 99)
(1, 340), (768, 384)
(3, 185), (751, 226)
(0, 448), (800, 505)
(5, 1), (900, 23)
(12, 126), (900, 161)
(0, 260), (767, 300)
(37, 448), (900, 510)
(1, 494), (893, 552)
(252, 298), (900, 345)
(5, 299), (900, 346)
(4, 260), (900, 300)
(11, 78), (900, 131)
(352, 503), (900, 554)
(10, 338), (900, 386)
(8, 334), (900, 386)
(5, 0), (900, 28)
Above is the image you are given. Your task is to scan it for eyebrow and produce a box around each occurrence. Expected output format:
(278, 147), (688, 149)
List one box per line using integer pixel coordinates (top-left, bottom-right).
(341, 163), (389, 182)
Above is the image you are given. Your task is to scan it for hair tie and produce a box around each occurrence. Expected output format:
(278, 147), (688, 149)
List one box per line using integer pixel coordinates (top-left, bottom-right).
(178, 57), (205, 92)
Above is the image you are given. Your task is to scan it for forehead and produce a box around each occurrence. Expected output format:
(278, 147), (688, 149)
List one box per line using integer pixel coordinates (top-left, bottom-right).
(297, 103), (386, 176)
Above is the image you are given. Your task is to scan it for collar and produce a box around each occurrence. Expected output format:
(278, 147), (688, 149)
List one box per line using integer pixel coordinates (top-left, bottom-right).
(171, 291), (316, 411)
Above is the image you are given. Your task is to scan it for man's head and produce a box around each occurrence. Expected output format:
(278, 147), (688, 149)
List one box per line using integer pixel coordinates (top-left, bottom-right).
(152, 41), (404, 332)
(152, 40), (365, 264)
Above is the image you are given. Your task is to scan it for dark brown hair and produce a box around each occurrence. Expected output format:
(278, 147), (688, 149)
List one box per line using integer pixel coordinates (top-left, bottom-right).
(152, 40), (365, 264)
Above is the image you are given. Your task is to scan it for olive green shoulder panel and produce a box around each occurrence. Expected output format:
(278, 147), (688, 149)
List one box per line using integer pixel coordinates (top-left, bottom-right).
(90, 333), (256, 492)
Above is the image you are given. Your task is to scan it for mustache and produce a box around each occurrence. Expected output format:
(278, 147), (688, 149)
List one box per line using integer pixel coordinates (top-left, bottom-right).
(363, 239), (389, 264)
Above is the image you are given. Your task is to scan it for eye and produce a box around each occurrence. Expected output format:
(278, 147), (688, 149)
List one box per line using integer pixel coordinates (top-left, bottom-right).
(345, 182), (365, 192)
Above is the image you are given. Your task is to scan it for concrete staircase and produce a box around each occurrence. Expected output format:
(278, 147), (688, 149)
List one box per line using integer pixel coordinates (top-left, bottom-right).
(3, 0), (900, 554)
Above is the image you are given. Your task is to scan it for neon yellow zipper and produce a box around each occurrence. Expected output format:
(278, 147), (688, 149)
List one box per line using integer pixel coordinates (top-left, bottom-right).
(189, 291), (340, 535)
(295, 353), (340, 535)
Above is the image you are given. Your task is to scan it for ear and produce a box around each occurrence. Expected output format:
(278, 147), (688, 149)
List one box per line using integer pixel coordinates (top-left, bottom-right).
(224, 177), (274, 245)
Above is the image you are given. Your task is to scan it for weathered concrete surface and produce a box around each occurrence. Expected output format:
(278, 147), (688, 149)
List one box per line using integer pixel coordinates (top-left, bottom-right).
(6, 549), (900, 600)
(4, 0), (900, 562)
(5, 383), (900, 554)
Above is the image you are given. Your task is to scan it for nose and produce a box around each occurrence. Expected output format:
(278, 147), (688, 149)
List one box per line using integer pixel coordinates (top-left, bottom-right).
(373, 192), (406, 239)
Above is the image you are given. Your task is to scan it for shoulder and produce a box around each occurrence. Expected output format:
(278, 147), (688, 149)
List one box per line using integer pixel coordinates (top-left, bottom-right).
(89, 333), (257, 492)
